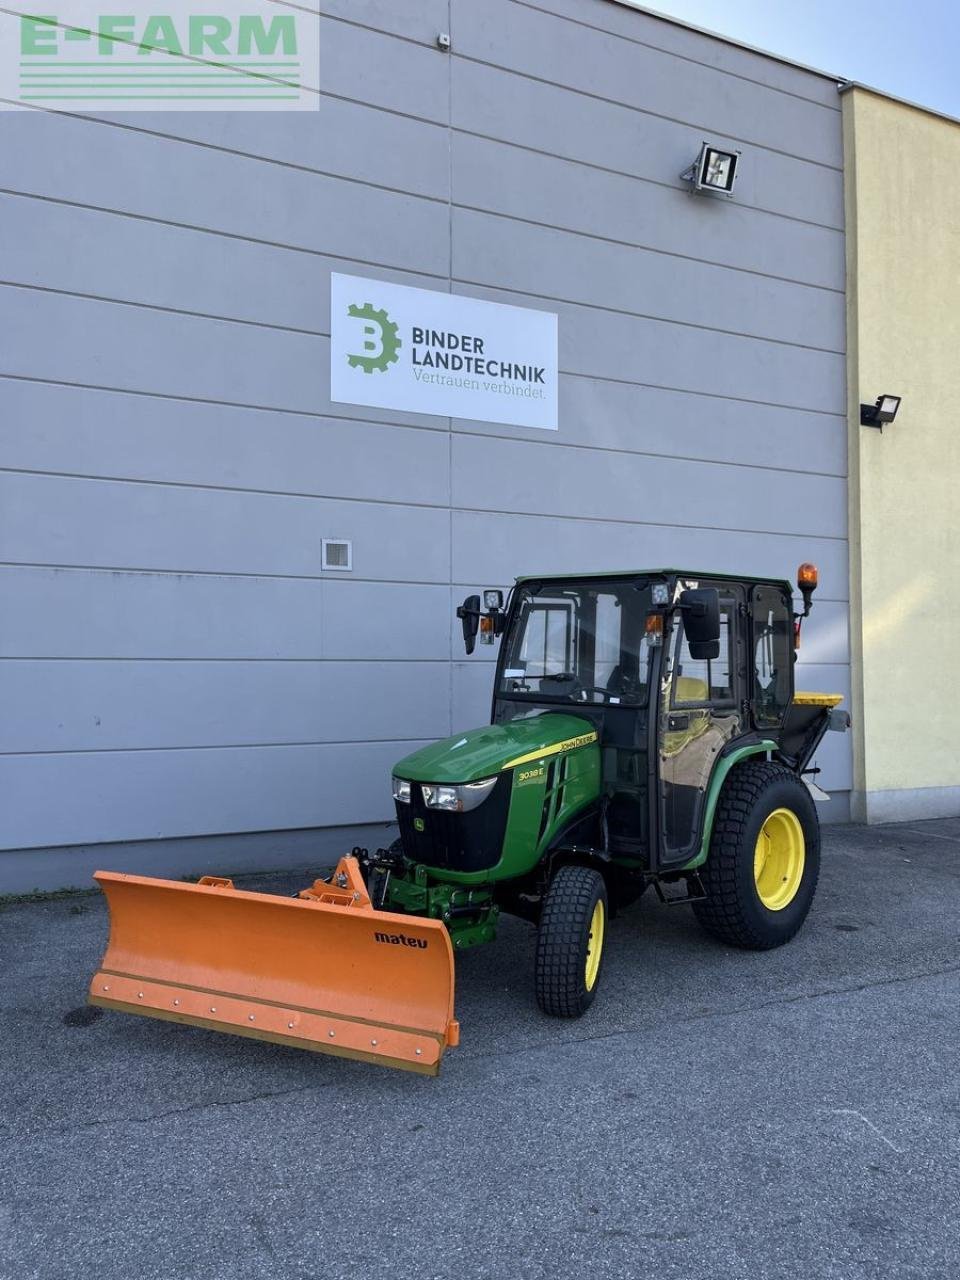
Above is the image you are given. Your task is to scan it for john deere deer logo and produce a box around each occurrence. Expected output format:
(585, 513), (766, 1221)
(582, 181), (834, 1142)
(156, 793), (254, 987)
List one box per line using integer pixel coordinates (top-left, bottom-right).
(346, 301), (401, 373)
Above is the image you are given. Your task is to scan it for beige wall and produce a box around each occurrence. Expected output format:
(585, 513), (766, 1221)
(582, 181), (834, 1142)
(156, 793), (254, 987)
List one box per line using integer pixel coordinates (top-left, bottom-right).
(843, 88), (960, 821)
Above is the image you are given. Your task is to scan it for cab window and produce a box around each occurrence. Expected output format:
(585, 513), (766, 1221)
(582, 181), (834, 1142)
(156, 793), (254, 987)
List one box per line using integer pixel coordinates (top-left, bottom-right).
(752, 586), (792, 726)
(672, 599), (736, 706)
(498, 581), (656, 706)
(516, 600), (574, 678)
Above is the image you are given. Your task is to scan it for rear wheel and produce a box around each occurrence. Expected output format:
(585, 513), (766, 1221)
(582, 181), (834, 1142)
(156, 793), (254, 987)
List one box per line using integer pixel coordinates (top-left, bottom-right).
(535, 865), (608, 1016)
(693, 762), (820, 949)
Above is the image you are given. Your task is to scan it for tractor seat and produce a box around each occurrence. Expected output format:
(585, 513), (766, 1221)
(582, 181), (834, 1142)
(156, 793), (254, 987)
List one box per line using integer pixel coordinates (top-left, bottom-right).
(675, 676), (709, 703)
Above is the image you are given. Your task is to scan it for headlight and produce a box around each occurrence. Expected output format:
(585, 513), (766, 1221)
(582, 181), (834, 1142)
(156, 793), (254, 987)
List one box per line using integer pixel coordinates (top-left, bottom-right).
(392, 777), (411, 804)
(421, 777), (497, 812)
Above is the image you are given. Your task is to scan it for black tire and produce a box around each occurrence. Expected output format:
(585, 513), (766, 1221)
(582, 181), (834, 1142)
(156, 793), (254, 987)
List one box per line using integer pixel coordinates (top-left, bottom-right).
(692, 761), (820, 950)
(535, 864), (608, 1016)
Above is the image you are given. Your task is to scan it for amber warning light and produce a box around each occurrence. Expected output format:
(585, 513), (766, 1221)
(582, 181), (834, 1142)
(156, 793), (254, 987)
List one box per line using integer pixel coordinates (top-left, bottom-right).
(795, 562), (819, 648)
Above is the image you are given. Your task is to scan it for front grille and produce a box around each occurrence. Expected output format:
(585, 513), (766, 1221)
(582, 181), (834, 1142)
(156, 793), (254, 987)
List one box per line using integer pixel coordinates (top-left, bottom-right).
(395, 773), (512, 873)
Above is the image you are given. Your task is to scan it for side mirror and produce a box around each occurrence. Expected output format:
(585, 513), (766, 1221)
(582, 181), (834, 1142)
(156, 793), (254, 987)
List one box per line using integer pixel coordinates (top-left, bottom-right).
(679, 588), (720, 661)
(456, 594), (481, 656)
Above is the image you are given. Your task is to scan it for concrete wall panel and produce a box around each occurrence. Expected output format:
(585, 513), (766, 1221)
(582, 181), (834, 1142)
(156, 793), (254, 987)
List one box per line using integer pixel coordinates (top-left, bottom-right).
(0, 113), (449, 278)
(451, 0), (843, 167)
(113, 95), (450, 196)
(0, 383), (450, 505)
(0, 740), (415, 849)
(0, 472), (450, 582)
(0, 195), (443, 335)
(455, 377), (846, 477)
(451, 511), (849, 614)
(0, 569), (452, 661)
(292, 0), (448, 45)
(452, 59), (844, 231)
(451, 434), (847, 539)
(451, 203), (844, 349)
(456, 284), (845, 412)
(451, 128), (844, 285)
(1, 660), (451, 753)
(526, 0), (843, 109)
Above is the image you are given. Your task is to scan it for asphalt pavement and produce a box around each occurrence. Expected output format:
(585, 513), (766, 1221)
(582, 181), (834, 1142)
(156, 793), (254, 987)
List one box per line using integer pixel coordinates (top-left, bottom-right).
(2, 817), (959, 1280)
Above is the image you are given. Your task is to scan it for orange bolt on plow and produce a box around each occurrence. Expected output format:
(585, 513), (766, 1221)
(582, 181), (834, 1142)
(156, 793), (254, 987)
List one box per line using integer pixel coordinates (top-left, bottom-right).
(88, 855), (459, 1075)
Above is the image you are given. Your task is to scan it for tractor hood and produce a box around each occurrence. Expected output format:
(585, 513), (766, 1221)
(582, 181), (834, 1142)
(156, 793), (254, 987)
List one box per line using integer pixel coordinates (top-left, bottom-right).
(393, 713), (597, 784)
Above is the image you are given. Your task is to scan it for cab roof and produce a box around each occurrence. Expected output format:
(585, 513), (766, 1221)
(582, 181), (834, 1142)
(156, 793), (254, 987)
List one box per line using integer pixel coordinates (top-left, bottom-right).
(513, 569), (795, 592)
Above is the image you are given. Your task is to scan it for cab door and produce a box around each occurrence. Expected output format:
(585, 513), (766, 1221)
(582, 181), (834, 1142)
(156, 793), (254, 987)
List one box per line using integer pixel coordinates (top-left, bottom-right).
(658, 583), (744, 866)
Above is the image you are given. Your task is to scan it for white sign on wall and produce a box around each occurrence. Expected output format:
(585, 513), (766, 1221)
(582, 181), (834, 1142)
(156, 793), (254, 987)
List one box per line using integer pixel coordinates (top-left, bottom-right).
(330, 273), (558, 430)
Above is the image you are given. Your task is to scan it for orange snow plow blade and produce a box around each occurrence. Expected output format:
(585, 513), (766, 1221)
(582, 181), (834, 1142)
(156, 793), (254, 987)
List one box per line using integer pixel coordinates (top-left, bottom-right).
(88, 856), (459, 1075)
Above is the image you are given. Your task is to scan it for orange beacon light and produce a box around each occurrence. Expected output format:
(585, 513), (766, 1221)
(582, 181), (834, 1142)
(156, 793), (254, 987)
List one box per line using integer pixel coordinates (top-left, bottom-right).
(795, 563), (819, 649)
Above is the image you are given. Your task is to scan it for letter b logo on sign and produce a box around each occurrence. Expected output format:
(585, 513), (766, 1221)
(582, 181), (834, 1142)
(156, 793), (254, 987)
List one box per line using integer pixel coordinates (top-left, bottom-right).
(346, 302), (401, 374)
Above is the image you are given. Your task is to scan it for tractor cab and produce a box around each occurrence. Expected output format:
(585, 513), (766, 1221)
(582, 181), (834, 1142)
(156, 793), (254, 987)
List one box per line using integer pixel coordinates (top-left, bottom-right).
(461, 570), (831, 875)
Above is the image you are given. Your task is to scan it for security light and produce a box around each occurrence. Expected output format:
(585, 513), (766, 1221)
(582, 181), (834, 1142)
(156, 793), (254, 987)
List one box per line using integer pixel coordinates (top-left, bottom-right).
(681, 142), (740, 197)
(860, 394), (902, 429)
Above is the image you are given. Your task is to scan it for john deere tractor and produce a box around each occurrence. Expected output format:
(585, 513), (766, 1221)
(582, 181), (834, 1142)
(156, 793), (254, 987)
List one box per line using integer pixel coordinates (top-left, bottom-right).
(90, 565), (847, 1074)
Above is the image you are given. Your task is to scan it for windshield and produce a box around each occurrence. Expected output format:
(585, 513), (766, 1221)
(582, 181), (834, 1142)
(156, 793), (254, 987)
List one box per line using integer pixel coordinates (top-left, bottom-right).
(497, 581), (657, 706)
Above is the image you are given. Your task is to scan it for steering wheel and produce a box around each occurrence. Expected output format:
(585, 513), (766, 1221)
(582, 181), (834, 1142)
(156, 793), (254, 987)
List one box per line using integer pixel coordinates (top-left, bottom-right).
(540, 674), (618, 702)
(577, 685), (621, 702)
(540, 671), (583, 697)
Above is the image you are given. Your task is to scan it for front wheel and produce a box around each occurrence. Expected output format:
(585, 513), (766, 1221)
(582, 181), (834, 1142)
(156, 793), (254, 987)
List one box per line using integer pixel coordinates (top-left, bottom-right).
(535, 865), (608, 1016)
(693, 762), (820, 950)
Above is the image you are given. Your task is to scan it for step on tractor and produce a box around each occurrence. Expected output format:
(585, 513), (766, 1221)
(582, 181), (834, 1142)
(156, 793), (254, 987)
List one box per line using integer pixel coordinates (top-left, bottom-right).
(90, 565), (848, 1075)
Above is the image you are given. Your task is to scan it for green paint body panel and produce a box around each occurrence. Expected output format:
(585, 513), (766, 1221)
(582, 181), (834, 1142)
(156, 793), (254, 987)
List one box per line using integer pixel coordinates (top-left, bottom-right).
(385, 713), (602, 904)
(413, 743), (598, 887)
(384, 875), (499, 950)
(393, 714), (596, 785)
(681, 740), (778, 870)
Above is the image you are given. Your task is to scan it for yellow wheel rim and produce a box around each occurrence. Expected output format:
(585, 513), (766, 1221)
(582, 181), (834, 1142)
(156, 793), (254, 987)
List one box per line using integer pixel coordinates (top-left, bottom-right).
(584, 899), (605, 992)
(753, 808), (805, 911)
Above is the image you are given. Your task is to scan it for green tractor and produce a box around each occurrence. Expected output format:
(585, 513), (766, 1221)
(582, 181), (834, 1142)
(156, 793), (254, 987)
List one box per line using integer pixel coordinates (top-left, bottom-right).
(89, 565), (849, 1074)
(372, 564), (847, 1018)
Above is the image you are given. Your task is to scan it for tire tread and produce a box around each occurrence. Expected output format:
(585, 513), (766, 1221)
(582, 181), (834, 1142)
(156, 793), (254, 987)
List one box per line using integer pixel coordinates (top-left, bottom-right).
(535, 864), (605, 1017)
(693, 761), (819, 950)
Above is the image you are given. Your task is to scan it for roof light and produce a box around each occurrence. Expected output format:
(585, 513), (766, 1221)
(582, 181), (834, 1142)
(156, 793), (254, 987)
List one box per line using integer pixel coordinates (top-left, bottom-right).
(797, 563), (818, 590)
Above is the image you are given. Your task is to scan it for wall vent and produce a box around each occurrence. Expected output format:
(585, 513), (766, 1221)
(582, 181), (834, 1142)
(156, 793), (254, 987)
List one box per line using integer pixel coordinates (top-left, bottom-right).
(322, 538), (352, 571)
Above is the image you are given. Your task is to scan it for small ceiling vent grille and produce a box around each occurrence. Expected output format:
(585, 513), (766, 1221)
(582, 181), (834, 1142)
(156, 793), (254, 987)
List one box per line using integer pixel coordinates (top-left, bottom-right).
(322, 538), (352, 571)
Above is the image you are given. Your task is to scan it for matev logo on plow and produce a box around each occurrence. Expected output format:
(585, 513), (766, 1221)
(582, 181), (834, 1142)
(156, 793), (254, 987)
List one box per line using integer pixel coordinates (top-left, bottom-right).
(375, 932), (428, 949)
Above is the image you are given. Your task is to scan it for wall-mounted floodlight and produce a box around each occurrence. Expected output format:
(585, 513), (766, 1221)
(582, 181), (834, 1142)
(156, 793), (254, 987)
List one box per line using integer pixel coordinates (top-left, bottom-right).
(680, 142), (740, 197)
(860, 394), (902, 430)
